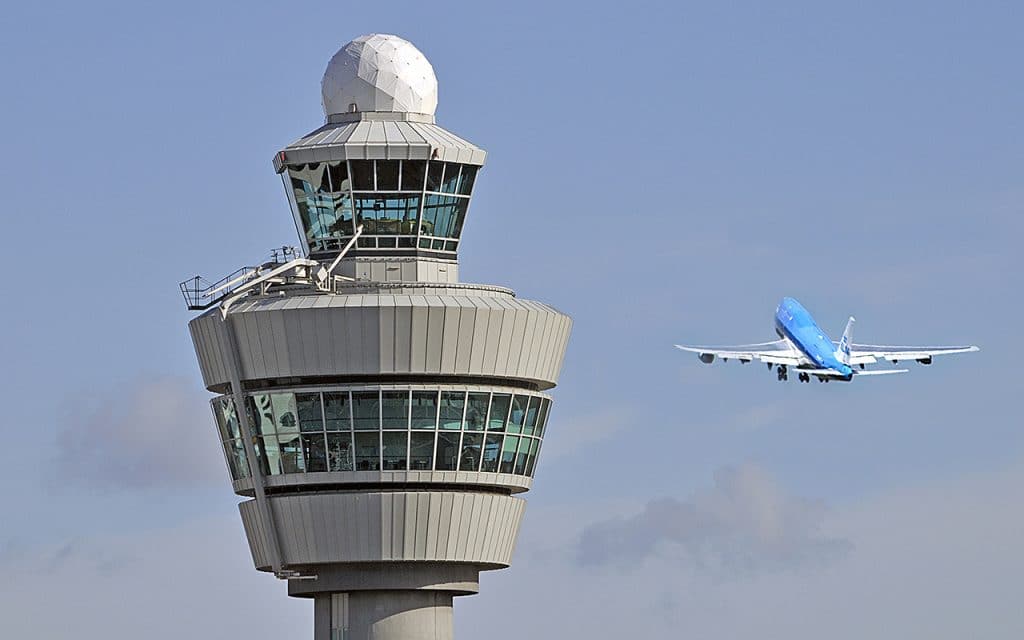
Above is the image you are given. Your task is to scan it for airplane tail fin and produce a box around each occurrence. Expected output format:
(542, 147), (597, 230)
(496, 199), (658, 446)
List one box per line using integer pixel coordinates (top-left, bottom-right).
(837, 317), (855, 365)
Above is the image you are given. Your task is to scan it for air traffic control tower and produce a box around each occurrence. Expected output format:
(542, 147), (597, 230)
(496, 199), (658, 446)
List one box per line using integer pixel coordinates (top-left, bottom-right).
(181, 34), (571, 639)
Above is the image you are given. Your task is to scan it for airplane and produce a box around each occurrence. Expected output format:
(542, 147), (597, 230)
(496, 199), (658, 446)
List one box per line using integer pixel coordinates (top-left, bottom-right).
(675, 297), (978, 383)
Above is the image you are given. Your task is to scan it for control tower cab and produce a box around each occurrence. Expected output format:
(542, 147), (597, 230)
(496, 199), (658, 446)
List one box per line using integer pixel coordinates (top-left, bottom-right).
(181, 34), (571, 640)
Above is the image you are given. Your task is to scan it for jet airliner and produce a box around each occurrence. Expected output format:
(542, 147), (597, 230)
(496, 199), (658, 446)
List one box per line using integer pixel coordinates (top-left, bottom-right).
(675, 297), (978, 383)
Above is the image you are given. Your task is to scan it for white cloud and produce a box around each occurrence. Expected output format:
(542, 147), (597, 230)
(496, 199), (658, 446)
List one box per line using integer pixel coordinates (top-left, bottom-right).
(459, 460), (1024, 640)
(576, 464), (851, 575)
(539, 409), (628, 460)
(54, 376), (226, 489)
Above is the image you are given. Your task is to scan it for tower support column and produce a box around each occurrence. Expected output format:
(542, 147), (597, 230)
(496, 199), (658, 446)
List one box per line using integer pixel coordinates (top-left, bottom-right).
(315, 591), (454, 640)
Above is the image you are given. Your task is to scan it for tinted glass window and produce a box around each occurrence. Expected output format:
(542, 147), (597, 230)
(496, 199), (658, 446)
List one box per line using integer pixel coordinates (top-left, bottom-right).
(525, 438), (540, 476)
(481, 434), (502, 472)
(426, 161), (444, 191)
(258, 437), (282, 475)
(436, 432), (460, 470)
(410, 432), (434, 469)
(382, 431), (408, 470)
(441, 162), (460, 193)
(277, 434), (305, 473)
(411, 391), (438, 429)
(464, 393), (489, 431)
(535, 398), (550, 438)
(402, 160), (426, 190)
(459, 433), (483, 471)
(523, 397), (540, 436)
(296, 393), (323, 433)
(499, 435), (519, 473)
(514, 437), (531, 475)
(350, 160), (374, 190)
(218, 398), (240, 439)
(327, 432), (353, 471)
(381, 391), (409, 429)
(375, 160), (399, 190)
(302, 433), (327, 472)
(352, 391), (380, 430)
(224, 440), (249, 480)
(354, 432), (380, 470)
(324, 392), (350, 431)
(457, 165), (477, 195)
(488, 394), (510, 431)
(248, 395), (276, 436)
(507, 395), (528, 434)
(355, 194), (420, 235)
(439, 391), (465, 430)
(272, 394), (298, 433)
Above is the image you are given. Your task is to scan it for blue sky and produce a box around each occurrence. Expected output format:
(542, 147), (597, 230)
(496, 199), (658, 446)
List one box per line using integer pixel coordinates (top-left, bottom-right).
(1, 1), (1021, 637)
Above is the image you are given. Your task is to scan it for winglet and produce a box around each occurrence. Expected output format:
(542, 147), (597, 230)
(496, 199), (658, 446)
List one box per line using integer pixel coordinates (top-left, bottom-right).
(837, 316), (855, 365)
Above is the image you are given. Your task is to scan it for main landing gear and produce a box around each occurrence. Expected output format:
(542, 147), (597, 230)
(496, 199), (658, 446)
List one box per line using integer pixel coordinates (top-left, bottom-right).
(776, 365), (788, 381)
(798, 372), (810, 383)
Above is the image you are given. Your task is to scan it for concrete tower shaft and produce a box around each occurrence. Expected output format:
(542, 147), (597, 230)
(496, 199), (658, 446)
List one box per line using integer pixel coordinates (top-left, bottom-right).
(184, 34), (571, 640)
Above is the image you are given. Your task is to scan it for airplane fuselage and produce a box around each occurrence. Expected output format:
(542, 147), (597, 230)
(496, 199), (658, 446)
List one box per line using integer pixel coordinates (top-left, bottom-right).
(774, 297), (854, 379)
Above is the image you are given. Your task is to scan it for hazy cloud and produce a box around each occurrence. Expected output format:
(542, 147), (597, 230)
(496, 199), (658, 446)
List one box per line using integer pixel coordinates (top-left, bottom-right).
(577, 464), (851, 575)
(539, 409), (628, 459)
(54, 376), (225, 489)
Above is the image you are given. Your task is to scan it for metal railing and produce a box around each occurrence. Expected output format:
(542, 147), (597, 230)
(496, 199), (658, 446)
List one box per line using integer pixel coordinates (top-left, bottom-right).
(179, 246), (302, 310)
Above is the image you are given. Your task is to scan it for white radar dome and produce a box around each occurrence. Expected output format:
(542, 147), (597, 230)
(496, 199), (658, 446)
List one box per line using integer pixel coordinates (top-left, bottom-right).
(322, 34), (438, 117)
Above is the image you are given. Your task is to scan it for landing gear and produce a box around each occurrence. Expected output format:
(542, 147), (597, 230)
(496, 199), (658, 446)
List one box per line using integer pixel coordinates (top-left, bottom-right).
(776, 365), (788, 381)
(798, 372), (810, 383)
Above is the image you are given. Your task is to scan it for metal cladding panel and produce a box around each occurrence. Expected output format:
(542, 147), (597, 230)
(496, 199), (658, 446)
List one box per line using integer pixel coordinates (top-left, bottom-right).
(505, 308), (528, 375)
(238, 492), (523, 569)
(479, 301), (503, 375)
(194, 295), (570, 389)
(425, 300), (445, 374)
(408, 299), (428, 373)
(379, 298), (396, 374)
(491, 300), (516, 376)
(523, 308), (547, 378)
(439, 302), (461, 373)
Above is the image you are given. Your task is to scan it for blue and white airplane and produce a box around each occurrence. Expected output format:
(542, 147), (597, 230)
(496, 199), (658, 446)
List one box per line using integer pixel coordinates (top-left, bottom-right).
(675, 297), (978, 383)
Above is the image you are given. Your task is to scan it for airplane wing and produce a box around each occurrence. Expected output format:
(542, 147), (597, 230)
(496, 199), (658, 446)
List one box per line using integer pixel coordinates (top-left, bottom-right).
(845, 343), (979, 365)
(798, 367), (909, 378)
(674, 340), (805, 366)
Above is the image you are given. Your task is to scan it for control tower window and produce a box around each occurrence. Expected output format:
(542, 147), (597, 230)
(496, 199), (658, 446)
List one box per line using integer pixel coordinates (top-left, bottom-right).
(439, 391), (465, 430)
(350, 160), (374, 191)
(381, 391), (410, 428)
(222, 389), (549, 478)
(456, 165), (477, 195)
(327, 432), (353, 471)
(376, 160), (400, 190)
(426, 161), (444, 191)
(410, 432), (434, 469)
(352, 391), (380, 430)
(459, 433), (483, 471)
(355, 194), (420, 235)
(402, 160), (426, 191)
(382, 431), (408, 470)
(436, 432), (460, 470)
(464, 392), (489, 431)
(303, 433), (328, 472)
(289, 159), (477, 255)
(440, 162), (461, 193)
(354, 432), (380, 470)
(411, 391), (439, 429)
(421, 195), (467, 238)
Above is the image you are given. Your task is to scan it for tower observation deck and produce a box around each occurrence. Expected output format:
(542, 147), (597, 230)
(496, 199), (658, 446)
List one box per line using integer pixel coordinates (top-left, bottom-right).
(182, 34), (571, 640)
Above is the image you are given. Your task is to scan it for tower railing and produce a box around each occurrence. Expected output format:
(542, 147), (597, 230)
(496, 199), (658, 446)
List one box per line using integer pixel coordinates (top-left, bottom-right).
(179, 246), (302, 310)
